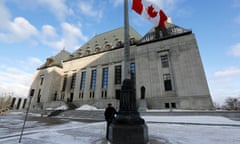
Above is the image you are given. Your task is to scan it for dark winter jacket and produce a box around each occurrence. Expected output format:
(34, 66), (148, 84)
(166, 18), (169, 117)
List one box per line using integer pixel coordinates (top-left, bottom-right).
(104, 107), (116, 122)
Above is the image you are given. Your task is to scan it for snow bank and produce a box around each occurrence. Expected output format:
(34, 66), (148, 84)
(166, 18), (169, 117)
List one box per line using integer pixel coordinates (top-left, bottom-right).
(76, 105), (97, 110)
(46, 105), (68, 110)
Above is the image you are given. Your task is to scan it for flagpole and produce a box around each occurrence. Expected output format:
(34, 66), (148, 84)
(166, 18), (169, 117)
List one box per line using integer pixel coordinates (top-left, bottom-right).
(124, 0), (130, 80)
(109, 1), (149, 143)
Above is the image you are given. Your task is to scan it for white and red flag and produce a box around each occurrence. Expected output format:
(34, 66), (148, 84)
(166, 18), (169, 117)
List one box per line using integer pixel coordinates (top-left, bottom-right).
(131, 0), (168, 28)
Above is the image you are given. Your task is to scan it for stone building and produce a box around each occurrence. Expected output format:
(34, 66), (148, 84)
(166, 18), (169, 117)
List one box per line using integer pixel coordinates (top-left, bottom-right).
(0, 93), (28, 111)
(29, 23), (213, 110)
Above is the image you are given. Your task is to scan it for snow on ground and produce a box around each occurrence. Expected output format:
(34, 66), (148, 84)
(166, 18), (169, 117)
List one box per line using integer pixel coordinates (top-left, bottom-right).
(0, 111), (240, 144)
(46, 105), (68, 110)
(143, 115), (240, 125)
(76, 104), (98, 110)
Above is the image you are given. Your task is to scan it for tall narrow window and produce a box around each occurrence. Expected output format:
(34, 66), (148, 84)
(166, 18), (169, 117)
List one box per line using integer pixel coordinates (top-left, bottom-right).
(161, 55), (169, 68)
(115, 89), (121, 100)
(37, 89), (41, 103)
(90, 69), (97, 90)
(115, 65), (121, 84)
(22, 98), (27, 109)
(40, 77), (44, 85)
(10, 97), (16, 108)
(62, 75), (67, 91)
(80, 71), (86, 90)
(102, 67), (108, 89)
(130, 63), (135, 74)
(70, 73), (77, 89)
(17, 98), (22, 109)
(130, 63), (136, 82)
(163, 74), (172, 91)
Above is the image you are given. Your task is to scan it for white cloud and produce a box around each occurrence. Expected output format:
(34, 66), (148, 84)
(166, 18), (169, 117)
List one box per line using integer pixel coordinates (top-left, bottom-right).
(146, 0), (178, 11)
(78, 1), (103, 20)
(0, 57), (43, 98)
(0, 66), (33, 98)
(35, 0), (73, 21)
(0, 0), (11, 30)
(208, 67), (240, 105)
(214, 67), (240, 78)
(110, 0), (123, 7)
(0, 2), (38, 42)
(28, 57), (43, 66)
(42, 25), (58, 39)
(228, 43), (240, 57)
(0, 17), (38, 42)
(41, 23), (88, 51)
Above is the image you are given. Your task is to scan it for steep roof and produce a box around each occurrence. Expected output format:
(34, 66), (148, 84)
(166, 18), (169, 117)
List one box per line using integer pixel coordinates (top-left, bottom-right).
(38, 49), (71, 69)
(71, 26), (142, 58)
(138, 23), (192, 44)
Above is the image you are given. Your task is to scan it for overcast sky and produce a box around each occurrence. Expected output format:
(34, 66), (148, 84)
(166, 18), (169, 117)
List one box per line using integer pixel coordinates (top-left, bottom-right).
(0, 0), (240, 105)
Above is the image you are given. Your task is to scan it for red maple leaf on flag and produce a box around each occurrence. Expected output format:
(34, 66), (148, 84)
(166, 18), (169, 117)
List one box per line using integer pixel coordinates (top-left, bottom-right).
(147, 5), (158, 18)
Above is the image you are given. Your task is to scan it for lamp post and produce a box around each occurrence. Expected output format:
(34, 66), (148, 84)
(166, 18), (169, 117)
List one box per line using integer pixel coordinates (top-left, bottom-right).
(19, 89), (35, 143)
(108, 0), (149, 143)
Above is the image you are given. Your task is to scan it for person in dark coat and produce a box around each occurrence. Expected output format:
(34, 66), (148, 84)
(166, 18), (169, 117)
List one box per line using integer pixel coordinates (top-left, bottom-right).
(104, 103), (116, 140)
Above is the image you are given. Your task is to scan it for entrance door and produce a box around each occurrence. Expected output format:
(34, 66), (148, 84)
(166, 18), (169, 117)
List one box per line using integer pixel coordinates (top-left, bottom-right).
(141, 86), (145, 99)
(70, 93), (74, 102)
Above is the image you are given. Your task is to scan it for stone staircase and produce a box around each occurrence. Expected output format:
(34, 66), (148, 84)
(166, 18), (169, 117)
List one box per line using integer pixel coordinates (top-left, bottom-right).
(56, 110), (105, 121)
(47, 102), (78, 117)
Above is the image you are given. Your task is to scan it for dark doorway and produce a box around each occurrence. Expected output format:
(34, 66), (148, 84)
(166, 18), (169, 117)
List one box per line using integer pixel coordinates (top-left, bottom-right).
(140, 86), (146, 99)
(54, 91), (57, 101)
(70, 93), (74, 102)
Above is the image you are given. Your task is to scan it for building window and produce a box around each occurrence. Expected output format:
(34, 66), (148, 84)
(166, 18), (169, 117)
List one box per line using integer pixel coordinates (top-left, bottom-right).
(101, 90), (107, 99)
(130, 38), (135, 45)
(165, 103), (170, 108)
(40, 77), (44, 85)
(70, 73), (77, 89)
(161, 55), (169, 68)
(116, 41), (123, 48)
(90, 91), (95, 99)
(130, 63), (135, 74)
(37, 89), (41, 103)
(79, 92), (84, 99)
(130, 63), (136, 82)
(163, 74), (172, 91)
(10, 97), (16, 108)
(115, 89), (121, 100)
(69, 93), (73, 102)
(62, 75), (67, 91)
(115, 65), (122, 84)
(80, 71), (86, 90)
(22, 98), (27, 109)
(171, 102), (176, 108)
(90, 69), (97, 90)
(102, 67), (108, 89)
(17, 98), (22, 109)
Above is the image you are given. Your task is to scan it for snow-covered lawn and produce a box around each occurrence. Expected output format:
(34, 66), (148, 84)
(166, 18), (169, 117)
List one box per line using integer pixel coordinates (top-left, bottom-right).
(0, 111), (240, 144)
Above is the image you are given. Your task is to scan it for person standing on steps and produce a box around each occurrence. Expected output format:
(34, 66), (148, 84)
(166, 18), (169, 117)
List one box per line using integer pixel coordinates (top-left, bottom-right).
(104, 103), (116, 140)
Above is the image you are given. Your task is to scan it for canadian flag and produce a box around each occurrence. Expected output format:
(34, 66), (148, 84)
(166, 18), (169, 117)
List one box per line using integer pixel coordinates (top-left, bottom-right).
(131, 0), (168, 28)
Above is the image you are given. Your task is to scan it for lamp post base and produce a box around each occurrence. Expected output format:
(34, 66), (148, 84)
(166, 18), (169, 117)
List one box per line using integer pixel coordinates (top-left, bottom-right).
(109, 122), (148, 144)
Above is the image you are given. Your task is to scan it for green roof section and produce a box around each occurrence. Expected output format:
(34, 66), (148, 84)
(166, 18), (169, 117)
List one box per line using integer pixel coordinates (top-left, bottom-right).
(38, 26), (143, 68)
(38, 49), (71, 69)
(72, 26), (142, 57)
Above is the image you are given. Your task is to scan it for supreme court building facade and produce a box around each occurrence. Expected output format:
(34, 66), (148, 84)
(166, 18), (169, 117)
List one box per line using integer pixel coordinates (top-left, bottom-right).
(29, 23), (213, 110)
